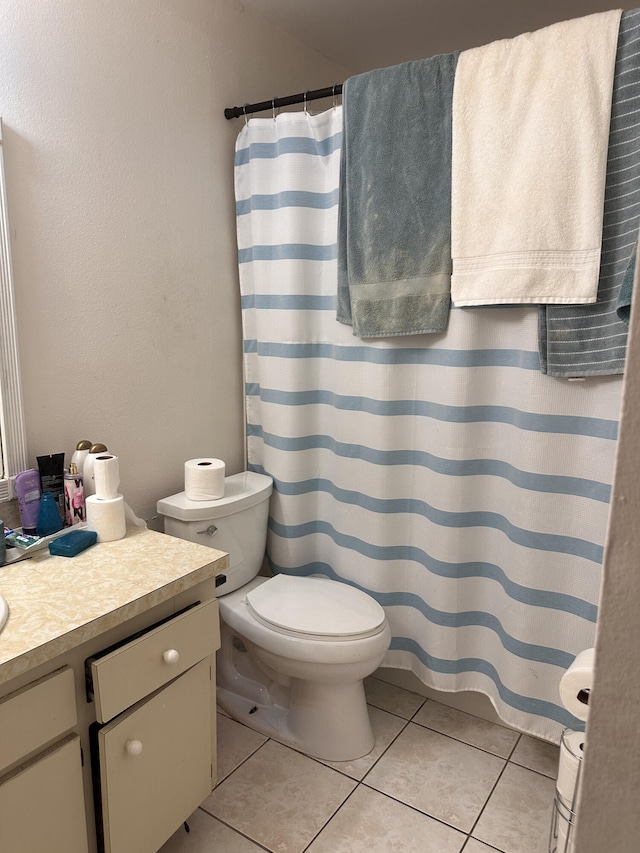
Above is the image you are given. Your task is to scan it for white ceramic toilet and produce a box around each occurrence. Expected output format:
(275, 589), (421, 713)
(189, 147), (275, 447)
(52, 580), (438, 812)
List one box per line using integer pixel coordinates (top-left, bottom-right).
(157, 471), (390, 761)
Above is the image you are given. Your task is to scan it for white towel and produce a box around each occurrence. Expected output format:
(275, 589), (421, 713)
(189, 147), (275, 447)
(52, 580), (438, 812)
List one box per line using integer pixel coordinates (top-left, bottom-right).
(451, 10), (622, 307)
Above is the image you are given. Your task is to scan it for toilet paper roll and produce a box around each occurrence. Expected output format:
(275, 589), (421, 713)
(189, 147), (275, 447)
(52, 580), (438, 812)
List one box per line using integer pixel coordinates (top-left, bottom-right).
(86, 494), (126, 542)
(556, 815), (575, 853)
(557, 729), (585, 806)
(184, 458), (225, 501)
(93, 454), (120, 501)
(559, 648), (594, 721)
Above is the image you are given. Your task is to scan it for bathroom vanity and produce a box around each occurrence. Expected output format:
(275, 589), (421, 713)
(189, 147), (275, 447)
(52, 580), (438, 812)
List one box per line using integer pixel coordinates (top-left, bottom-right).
(0, 526), (226, 853)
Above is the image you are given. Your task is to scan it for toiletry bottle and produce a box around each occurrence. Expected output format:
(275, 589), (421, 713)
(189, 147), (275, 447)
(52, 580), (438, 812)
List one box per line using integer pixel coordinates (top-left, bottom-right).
(83, 443), (107, 498)
(71, 439), (92, 477)
(64, 462), (86, 526)
(37, 492), (64, 537)
(37, 453), (65, 523)
(14, 468), (42, 535)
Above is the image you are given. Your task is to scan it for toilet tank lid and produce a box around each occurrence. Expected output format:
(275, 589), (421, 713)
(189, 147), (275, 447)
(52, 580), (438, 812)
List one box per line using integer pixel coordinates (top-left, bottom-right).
(157, 471), (273, 521)
(246, 575), (387, 639)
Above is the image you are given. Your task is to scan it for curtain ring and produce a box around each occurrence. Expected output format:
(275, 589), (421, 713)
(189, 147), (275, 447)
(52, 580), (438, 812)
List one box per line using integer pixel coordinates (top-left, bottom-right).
(303, 89), (309, 115)
(242, 103), (249, 126)
(272, 97), (278, 122)
(332, 84), (339, 109)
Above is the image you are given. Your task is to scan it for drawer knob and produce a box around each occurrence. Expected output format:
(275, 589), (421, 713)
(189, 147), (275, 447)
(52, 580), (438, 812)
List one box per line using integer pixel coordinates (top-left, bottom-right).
(125, 739), (143, 756)
(162, 648), (180, 665)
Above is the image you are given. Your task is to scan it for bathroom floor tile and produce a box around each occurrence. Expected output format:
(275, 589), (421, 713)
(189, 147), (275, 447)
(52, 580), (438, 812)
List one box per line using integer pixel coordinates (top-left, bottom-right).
(463, 839), (505, 853)
(306, 785), (466, 853)
(364, 722), (505, 832)
(510, 734), (560, 779)
(201, 740), (356, 853)
(216, 712), (269, 784)
(363, 675), (427, 719)
(158, 808), (264, 852)
(472, 763), (556, 853)
(316, 705), (408, 779)
(413, 700), (520, 758)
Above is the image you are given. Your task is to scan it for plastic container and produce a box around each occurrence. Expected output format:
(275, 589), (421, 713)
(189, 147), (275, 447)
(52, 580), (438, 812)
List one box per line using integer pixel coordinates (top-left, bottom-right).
(48, 528), (97, 557)
(64, 462), (86, 526)
(71, 439), (92, 476)
(14, 468), (42, 535)
(36, 492), (65, 537)
(37, 453), (66, 523)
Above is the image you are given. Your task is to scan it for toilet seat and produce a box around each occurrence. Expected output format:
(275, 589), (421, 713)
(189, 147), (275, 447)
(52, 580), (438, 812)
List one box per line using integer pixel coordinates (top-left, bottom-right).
(246, 574), (386, 641)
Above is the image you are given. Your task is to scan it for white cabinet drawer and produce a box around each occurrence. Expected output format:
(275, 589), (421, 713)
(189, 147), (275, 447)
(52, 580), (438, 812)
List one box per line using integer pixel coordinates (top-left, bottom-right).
(96, 658), (213, 853)
(0, 734), (89, 853)
(90, 598), (219, 723)
(0, 666), (77, 774)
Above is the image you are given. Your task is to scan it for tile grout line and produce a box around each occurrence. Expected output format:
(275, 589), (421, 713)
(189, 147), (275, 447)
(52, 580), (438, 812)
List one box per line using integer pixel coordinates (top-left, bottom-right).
(358, 778), (472, 840)
(465, 755), (512, 842)
(300, 784), (362, 853)
(196, 806), (274, 852)
(410, 721), (521, 761)
(211, 731), (270, 788)
(460, 834), (506, 853)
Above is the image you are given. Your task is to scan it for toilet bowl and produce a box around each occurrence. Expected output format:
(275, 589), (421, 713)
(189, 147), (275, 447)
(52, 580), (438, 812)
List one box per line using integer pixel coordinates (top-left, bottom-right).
(157, 472), (391, 761)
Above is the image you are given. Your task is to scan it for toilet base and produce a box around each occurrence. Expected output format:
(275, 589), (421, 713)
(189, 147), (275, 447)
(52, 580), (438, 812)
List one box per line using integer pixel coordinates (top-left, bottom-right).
(217, 677), (375, 762)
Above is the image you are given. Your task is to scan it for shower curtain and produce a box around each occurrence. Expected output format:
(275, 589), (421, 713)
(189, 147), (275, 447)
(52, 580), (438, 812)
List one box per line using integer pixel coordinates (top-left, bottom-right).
(235, 107), (622, 743)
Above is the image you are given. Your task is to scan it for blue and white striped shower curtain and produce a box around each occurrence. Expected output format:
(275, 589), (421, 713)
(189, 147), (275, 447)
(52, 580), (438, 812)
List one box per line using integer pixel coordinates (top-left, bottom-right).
(234, 107), (622, 743)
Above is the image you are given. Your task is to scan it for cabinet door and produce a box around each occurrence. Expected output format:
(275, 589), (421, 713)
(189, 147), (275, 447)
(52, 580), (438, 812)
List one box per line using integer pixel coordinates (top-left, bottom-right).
(0, 734), (89, 853)
(97, 658), (213, 853)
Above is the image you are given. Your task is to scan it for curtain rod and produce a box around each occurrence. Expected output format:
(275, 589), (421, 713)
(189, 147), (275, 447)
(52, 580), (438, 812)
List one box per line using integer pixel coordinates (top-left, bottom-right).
(224, 84), (343, 120)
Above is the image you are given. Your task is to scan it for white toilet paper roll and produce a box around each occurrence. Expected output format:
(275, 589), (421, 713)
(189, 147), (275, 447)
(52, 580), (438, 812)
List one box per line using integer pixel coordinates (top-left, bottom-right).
(559, 648), (594, 721)
(94, 454), (120, 501)
(556, 815), (575, 853)
(557, 729), (585, 805)
(86, 494), (126, 542)
(184, 458), (225, 501)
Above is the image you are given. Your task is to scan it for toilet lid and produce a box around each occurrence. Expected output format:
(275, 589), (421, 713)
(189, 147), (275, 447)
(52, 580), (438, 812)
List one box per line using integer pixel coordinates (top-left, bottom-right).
(246, 575), (386, 640)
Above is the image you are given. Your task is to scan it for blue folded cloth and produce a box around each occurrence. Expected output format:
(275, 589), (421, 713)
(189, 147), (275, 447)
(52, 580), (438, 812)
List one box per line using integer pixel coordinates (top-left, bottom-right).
(538, 9), (640, 376)
(337, 53), (459, 338)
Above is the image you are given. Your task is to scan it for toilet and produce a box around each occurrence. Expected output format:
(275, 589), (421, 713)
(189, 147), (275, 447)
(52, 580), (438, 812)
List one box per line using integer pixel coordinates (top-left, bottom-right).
(157, 471), (390, 761)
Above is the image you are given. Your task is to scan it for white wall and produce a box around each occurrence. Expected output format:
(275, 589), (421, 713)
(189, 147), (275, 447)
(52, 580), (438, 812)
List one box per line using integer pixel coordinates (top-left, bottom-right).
(574, 252), (640, 850)
(0, 0), (348, 517)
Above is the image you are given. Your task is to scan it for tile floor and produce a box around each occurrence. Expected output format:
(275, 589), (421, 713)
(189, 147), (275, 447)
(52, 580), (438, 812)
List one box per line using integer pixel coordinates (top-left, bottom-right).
(159, 677), (560, 853)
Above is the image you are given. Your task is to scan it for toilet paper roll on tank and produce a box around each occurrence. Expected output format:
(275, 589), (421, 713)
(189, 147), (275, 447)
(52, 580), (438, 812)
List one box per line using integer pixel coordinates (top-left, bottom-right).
(184, 458), (225, 501)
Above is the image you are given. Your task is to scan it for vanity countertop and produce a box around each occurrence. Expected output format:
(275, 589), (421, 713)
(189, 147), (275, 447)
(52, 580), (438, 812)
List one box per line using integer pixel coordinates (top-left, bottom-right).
(0, 526), (227, 686)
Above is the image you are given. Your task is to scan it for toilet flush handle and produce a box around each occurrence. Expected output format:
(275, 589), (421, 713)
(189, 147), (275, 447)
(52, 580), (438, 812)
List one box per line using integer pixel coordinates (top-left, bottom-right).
(197, 524), (218, 536)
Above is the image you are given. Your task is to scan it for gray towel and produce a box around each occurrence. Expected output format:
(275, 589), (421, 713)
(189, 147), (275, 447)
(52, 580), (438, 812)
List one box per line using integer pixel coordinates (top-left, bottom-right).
(337, 53), (459, 338)
(617, 241), (636, 326)
(538, 9), (640, 376)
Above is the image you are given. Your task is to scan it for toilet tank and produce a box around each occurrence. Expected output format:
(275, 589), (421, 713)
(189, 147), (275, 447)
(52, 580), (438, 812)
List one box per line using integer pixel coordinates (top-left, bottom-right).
(157, 471), (273, 596)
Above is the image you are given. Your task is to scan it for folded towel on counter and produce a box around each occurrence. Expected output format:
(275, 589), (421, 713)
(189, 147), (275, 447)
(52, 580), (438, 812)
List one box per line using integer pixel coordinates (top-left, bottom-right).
(538, 9), (640, 376)
(337, 52), (459, 337)
(451, 10), (622, 307)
